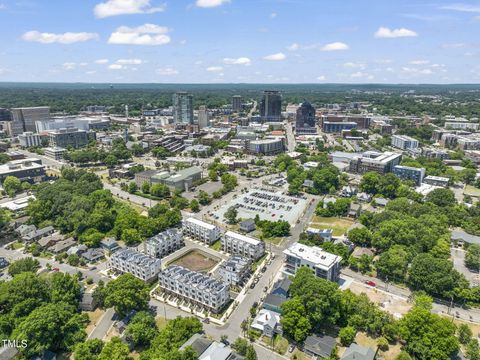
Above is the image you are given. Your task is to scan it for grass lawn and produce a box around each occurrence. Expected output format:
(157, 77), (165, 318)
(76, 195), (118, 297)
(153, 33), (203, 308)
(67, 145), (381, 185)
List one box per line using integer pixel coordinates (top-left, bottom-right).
(290, 349), (310, 360)
(155, 316), (168, 330)
(11, 241), (24, 250)
(273, 335), (289, 355)
(353, 332), (402, 360)
(85, 308), (106, 335)
(263, 237), (284, 245)
(210, 240), (222, 252)
(309, 216), (354, 236)
(464, 185), (480, 197)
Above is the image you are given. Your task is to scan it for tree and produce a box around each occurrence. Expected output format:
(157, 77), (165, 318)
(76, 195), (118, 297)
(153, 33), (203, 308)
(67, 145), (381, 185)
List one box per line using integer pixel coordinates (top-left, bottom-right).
(280, 297), (311, 343)
(245, 345), (258, 360)
(49, 272), (82, 306)
(73, 339), (104, 360)
(8, 257), (40, 276)
(121, 228), (142, 245)
(148, 203), (170, 218)
(98, 337), (132, 360)
(3, 175), (22, 197)
(142, 181), (151, 194)
(224, 206), (238, 224)
(376, 246), (409, 281)
(150, 183), (170, 198)
(232, 338), (249, 356)
(12, 302), (88, 358)
(395, 351), (413, 360)
(339, 326), (356, 346)
(208, 169), (218, 181)
(104, 154), (118, 168)
(198, 190), (211, 205)
(104, 274), (149, 317)
(458, 323), (473, 345)
(359, 172), (380, 195)
(125, 311), (158, 347)
(190, 199), (200, 212)
(128, 182), (137, 194)
(426, 188), (456, 207)
(465, 244), (480, 270)
(347, 227), (372, 247)
(466, 339), (480, 360)
(0, 208), (11, 229)
(221, 173), (238, 192)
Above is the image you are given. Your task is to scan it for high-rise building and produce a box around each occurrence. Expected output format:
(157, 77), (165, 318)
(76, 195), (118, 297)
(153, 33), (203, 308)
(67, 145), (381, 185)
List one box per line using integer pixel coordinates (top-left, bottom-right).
(0, 108), (11, 122)
(18, 132), (42, 148)
(48, 128), (92, 149)
(260, 91), (282, 122)
(173, 92), (194, 124)
(391, 134), (419, 150)
(232, 95), (243, 112)
(295, 101), (317, 134)
(10, 107), (50, 136)
(197, 105), (209, 129)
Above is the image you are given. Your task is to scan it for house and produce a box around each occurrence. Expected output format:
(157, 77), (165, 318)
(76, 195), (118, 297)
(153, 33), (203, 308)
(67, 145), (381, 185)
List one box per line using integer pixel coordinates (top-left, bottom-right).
(341, 344), (376, 360)
(101, 238), (120, 252)
(351, 247), (375, 259)
(239, 219), (256, 233)
(15, 224), (36, 237)
(37, 232), (64, 249)
(114, 310), (137, 334)
(251, 309), (282, 337)
(373, 197), (389, 207)
(0, 346), (18, 360)
(179, 333), (243, 360)
(303, 334), (337, 359)
(303, 179), (314, 188)
(67, 244), (88, 256)
(357, 192), (372, 202)
(306, 228), (333, 241)
(79, 290), (98, 311)
(49, 238), (76, 254)
(263, 277), (291, 314)
(340, 185), (357, 198)
(82, 248), (104, 263)
(348, 203), (362, 218)
(22, 225), (54, 242)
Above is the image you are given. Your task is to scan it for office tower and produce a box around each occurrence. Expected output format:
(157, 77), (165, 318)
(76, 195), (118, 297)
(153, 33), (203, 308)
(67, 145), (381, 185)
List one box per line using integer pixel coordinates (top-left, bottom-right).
(259, 90), (282, 122)
(232, 95), (243, 112)
(173, 92), (194, 124)
(198, 105), (209, 129)
(10, 107), (50, 136)
(48, 128), (91, 149)
(0, 108), (11, 122)
(295, 101), (316, 133)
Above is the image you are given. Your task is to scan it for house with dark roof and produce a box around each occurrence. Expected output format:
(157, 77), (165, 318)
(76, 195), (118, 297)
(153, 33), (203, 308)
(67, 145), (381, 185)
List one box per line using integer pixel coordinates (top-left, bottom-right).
(239, 219), (256, 233)
(303, 334), (337, 359)
(263, 277), (291, 314)
(48, 238), (76, 254)
(179, 333), (244, 360)
(341, 344), (376, 360)
(82, 248), (104, 263)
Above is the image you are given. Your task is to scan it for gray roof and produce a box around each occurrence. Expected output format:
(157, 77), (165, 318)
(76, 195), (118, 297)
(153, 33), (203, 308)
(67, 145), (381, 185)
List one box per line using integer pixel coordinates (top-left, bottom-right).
(451, 229), (480, 245)
(304, 334), (336, 358)
(341, 344), (375, 360)
(263, 293), (287, 308)
(180, 333), (213, 356)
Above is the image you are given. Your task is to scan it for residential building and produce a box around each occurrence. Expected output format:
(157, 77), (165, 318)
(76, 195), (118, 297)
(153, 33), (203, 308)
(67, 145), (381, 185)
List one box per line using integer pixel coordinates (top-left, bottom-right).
(218, 255), (251, 286)
(445, 121), (479, 130)
(423, 175), (450, 187)
(158, 265), (230, 313)
(82, 248), (104, 263)
(0, 158), (45, 183)
(305, 228), (333, 241)
(109, 249), (162, 282)
(260, 90), (282, 122)
(232, 95), (243, 112)
(304, 334), (337, 359)
(173, 92), (194, 124)
(144, 228), (184, 258)
(391, 134), (419, 150)
(322, 121), (357, 133)
(43, 147), (66, 160)
(197, 105), (209, 129)
(18, 132), (42, 147)
(341, 344), (376, 360)
(183, 217), (221, 244)
(393, 165), (426, 185)
(283, 242), (342, 282)
(100, 238), (120, 252)
(222, 231), (265, 260)
(239, 219), (256, 233)
(295, 101), (317, 134)
(247, 137), (284, 155)
(10, 107), (50, 136)
(251, 309), (282, 337)
(48, 128), (92, 149)
(180, 333), (242, 360)
(349, 151), (402, 174)
(22, 225), (54, 242)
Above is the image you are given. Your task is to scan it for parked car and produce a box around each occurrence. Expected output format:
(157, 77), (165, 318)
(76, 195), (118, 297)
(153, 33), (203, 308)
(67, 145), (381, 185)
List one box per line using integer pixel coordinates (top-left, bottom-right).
(261, 266), (267, 273)
(250, 283), (256, 289)
(365, 280), (376, 287)
(52, 267), (60, 272)
(288, 344), (295, 353)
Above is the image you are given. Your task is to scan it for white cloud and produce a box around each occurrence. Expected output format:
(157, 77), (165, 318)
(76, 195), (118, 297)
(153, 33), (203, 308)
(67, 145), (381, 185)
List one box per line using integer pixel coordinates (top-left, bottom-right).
(287, 43), (300, 51)
(343, 62), (366, 69)
(410, 59), (430, 65)
(62, 62), (77, 70)
(321, 42), (349, 51)
(22, 31), (99, 44)
(116, 58), (143, 65)
(223, 57), (251, 65)
(263, 52), (286, 61)
(440, 4), (480, 13)
(108, 24), (171, 46)
(206, 66), (223, 72)
(196, 0), (230, 8)
(156, 67), (179, 75)
(317, 75), (326, 81)
(442, 42), (466, 48)
(86, 70), (97, 75)
(270, 12), (277, 19)
(79, 62), (88, 66)
(95, 59), (109, 64)
(108, 64), (124, 70)
(401, 67), (433, 75)
(94, 0), (166, 18)
(375, 59), (393, 64)
(374, 27), (418, 38)
(350, 71), (374, 80)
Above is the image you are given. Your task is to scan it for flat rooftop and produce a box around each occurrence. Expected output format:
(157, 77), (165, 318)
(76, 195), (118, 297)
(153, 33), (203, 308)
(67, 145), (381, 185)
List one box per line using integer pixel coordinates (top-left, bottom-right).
(185, 217), (217, 230)
(225, 231), (261, 246)
(283, 242), (342, 271)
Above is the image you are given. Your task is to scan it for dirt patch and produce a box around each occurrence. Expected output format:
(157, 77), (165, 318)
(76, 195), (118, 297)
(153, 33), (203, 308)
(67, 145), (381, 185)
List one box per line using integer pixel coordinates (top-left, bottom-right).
(85, 308), (106, 335)
(168, 249), (220, 272)
(349, 282), (412, 318)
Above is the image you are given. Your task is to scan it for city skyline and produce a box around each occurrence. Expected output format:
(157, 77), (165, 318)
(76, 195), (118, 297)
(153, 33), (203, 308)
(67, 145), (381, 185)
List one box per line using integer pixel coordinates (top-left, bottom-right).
(0, 0), (479, 83)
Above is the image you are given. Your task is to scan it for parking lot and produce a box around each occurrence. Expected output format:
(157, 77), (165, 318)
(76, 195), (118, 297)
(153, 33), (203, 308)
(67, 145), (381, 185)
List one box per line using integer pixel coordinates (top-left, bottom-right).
(216, 188), (308, 225)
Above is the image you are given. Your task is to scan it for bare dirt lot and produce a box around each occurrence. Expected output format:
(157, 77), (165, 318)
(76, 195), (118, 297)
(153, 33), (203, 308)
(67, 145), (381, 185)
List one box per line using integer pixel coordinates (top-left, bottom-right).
(168, 249), (220, 272)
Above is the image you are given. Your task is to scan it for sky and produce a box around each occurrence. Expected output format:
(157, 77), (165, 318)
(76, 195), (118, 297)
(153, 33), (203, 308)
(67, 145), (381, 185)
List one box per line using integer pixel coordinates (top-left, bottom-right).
(0, 0), (480, 84)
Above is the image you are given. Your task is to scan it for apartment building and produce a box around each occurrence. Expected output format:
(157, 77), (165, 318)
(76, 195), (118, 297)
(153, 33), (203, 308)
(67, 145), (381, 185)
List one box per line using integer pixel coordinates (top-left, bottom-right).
(183, 217), (221, 244)
(283, 243), (342, 282)
(144, 228), (184, 259)
(218, 255), (252, 286)
(158, 265), (230, 313)
(393, 165), (426, 186)
(349, 151), (402, 175)
(18, 132), (42, 147)
(109, 249), (161, 282)
(391, 135), (419, 150)
(222, 231), (265, 260)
